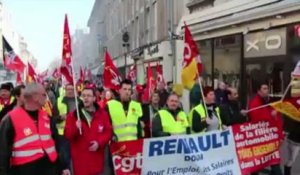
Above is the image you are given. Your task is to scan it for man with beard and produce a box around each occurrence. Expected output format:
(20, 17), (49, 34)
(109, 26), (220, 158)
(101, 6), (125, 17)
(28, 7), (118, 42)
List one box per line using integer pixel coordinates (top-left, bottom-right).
(220, 88), (247, 126)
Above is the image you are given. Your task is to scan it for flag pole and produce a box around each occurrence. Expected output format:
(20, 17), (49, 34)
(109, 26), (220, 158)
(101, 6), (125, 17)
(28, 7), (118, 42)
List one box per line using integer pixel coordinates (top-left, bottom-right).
(197, 76), (209, 118)
(246, 103), (271, 113)
(281, 82), (292, 101)
(70, 62), (82, 135)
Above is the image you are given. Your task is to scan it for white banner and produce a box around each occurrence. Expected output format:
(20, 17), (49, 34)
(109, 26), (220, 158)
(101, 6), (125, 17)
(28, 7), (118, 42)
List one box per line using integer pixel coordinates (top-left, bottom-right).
(141, 129), (241, 175)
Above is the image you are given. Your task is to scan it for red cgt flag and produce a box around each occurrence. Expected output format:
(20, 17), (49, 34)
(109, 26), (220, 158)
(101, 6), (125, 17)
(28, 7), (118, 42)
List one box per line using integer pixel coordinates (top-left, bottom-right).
(76, 66), (85, 93)
(143, 63), (156, 102)
(2, 36), (25, 73)
(181, 22), (202, 89)
(156, 62), (165, 87)
(103, 50), (122, 90)
(127, 65), (137, 83)
(60, 14), (73, 84)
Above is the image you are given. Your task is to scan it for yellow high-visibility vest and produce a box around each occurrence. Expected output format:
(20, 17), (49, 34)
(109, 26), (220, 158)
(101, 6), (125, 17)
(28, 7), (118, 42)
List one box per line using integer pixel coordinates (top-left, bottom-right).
(158, 109), (188, 135)
(188, 103), (222, 133)
(107, 99), (142, 142)
(56, 96), (67, 135)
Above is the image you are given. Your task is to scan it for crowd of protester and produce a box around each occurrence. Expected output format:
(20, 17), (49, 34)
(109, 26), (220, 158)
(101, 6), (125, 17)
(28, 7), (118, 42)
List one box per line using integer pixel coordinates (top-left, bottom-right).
(0, 78), (299, 175)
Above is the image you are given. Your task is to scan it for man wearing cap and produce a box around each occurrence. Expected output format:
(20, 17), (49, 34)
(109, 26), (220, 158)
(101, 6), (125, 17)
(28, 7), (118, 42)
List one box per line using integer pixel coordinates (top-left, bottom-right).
(0, 83), (14, 112)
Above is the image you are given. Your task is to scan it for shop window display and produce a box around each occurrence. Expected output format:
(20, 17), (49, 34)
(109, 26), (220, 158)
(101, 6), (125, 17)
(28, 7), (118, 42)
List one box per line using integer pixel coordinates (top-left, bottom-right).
(214, 35), (241, 89)
(198, 40), (213, 87)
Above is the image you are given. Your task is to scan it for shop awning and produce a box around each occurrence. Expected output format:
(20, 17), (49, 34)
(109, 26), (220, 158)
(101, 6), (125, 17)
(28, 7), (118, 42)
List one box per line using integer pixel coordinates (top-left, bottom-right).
(181, 0), (300, 38)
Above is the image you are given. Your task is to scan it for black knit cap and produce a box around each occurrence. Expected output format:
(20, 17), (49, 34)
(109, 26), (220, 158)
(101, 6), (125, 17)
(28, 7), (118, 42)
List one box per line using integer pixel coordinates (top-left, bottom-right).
(0, 83), (11, 91)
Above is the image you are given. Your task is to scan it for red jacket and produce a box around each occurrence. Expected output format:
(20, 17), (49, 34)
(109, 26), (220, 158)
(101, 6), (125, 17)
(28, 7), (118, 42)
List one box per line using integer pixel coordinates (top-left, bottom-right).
(64, 105), (112, 175)
(248, 94), (283, 135)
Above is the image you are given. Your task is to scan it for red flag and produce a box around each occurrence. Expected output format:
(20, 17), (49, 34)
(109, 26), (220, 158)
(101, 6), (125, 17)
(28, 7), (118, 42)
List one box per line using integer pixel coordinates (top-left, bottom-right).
(52, 68), (61, 79)
(76, 66), (84, 93)
(103, 50), (122, 90)
(16, 72), (23, 85)
(26, 63), (37, 83)
(80, 66), (85, 82)
(85, 68), (92, 81)
(60, 14), (73, 84)
(181, 22), (202, 89)
(156, 62), (165, 87)
(143, 63), (156, 102)
(62, 15), (71, 66)
(2, 36), (25, 73)
(37, 69), (48, 83)
(127, 65), (137, 83)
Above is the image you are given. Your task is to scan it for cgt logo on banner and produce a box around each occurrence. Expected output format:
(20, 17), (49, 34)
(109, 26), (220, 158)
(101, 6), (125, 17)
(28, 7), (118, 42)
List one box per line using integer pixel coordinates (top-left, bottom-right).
(111, 139), (144, 175)
(110, 121), (282, 175)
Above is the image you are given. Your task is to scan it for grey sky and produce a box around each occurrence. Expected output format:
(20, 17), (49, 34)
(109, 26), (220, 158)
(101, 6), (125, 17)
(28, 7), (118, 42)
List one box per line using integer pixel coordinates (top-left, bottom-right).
(3, 0), (94, 71)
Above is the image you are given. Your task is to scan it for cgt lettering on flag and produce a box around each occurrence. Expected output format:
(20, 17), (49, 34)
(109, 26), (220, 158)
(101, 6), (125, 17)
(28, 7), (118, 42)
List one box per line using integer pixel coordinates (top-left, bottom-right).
(181, 22), (202, 90)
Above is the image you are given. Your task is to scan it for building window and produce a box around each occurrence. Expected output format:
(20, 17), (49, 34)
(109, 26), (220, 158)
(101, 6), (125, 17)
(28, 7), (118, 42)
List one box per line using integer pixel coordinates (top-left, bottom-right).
(213, 35), (241, 89)
(145, 8), (150, 43)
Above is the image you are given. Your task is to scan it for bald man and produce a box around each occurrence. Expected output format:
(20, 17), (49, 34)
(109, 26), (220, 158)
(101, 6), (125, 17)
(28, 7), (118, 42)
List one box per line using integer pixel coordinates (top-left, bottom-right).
(0, 83), (69, 175)
(219, 88), (248, 126)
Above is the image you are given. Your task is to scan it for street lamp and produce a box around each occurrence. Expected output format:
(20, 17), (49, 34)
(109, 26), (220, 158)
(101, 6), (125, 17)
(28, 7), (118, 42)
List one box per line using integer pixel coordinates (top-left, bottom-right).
(122, 32), (130, 76)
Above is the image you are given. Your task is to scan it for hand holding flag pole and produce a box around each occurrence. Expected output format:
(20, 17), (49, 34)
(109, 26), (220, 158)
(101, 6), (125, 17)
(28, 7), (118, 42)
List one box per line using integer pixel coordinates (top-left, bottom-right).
(197, 77), (209, 119)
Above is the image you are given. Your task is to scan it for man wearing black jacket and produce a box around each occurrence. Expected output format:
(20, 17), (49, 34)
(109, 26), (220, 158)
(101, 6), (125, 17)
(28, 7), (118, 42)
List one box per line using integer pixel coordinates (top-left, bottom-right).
(219, 88), (247, 126)
(142, 90), (160, 138)
(0, 83), (69, 175)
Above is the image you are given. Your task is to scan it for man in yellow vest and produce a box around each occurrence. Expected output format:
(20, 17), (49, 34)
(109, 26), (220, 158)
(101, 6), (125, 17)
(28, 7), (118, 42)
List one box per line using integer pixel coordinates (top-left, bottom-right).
(106, 79), (144, 142)
(55, 83), (76, 173)
(152, 92), (189, 137)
